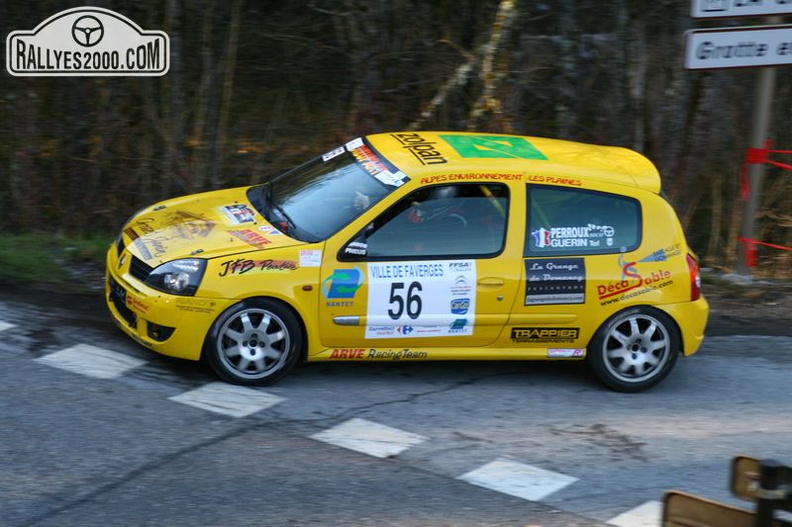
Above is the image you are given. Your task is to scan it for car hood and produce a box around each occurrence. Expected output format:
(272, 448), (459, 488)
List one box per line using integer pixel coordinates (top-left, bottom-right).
(120, 186), (302, 266)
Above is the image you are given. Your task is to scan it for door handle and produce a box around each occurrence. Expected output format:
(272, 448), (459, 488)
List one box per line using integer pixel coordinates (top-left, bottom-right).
(477, 277), (505, 287)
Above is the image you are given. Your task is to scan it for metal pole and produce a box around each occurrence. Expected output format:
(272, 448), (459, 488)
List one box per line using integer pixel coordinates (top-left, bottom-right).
(736, 17), (781, 275)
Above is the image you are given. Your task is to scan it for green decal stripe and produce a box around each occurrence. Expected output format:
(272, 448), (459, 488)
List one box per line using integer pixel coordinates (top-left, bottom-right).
(439, 134), (548, 160)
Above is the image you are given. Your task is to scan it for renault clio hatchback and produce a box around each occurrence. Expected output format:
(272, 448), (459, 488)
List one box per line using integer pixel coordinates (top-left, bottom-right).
(106, 132), (708, 392)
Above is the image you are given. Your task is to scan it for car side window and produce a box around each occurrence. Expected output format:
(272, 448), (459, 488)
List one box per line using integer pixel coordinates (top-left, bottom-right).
(341, 183), (509, 260)
(526, 185), (641, 256)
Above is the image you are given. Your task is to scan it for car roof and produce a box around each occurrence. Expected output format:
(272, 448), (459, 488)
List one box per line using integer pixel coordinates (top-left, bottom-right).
(366, 131), (662, 194)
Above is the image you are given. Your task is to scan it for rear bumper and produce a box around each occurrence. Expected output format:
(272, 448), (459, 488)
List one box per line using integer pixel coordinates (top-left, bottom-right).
(662, 296), (709, 356)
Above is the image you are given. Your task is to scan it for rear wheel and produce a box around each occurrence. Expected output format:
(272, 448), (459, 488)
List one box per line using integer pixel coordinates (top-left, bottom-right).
(587, 307), (680, 392)
(204, 298), (302, 385)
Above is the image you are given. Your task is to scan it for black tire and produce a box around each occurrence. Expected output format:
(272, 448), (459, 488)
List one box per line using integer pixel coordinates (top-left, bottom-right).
(587, 306), (680, 393)
(204, 298), (303, 386)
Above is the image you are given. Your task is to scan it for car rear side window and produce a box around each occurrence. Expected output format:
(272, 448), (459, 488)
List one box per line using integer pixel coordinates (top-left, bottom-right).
(526, 185), (641, 256)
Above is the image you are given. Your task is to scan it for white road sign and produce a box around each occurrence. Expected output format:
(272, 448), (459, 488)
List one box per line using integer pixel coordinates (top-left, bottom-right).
(691, 0), (792, 19)
(684, 24), (792, 69)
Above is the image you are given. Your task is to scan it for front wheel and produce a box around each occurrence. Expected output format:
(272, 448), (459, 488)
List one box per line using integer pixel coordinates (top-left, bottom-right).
(587, 307), (680, 393)
(204, 298), (303, 386)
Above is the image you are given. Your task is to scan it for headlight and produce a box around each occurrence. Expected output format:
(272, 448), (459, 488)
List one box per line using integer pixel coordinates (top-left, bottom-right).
(144, 259), (206, 296)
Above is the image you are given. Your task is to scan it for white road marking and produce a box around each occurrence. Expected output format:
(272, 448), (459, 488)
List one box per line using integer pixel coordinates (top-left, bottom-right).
(606, 500), (662, 527)
(311, 417), (427, 458)
(457, 458), (578, 502)
(35, 344), (146, 379)
(0, 321), (15, 332)
(169, 382), (285, 418)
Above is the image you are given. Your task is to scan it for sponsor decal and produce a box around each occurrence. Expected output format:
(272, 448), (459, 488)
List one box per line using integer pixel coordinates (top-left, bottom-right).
(391, 132), (448, 165)
(421, 173), (523, 184)
(168, 210), (214, 239)
(344, 241), (368, 256)
(322, 268), (363, 299)
(597, 252), (675, 305)
(451, 274), (472, 295)
(325, 301), (353, 307)
(526, 174), (583, 186)
(220, 204), (256, 225)
(449, 318), (467, 333)
(132, 214), (213, 241)
(126, 212), (214, 261)
(345, 137), (364, 150)
(373, 170), (408, 187)
(531, 224), (615, 250)
(525, 258), (586, 305)
(365, 259), (476, 339)
(218, 258), (298, 277)
(171, 260), (202, 273)
(547, 348), (585, 358)
(133, 236), (167, 261)
(511, 327), (581, 343)
(348, 142), (388, 176)
(329, 348), (365, 359)
(123, 226), (139, 241)
(448, 261), (474, 272)
(132, 238), (153, 260)
(364, 324), (446, 338)
(258, 225), (283, 235)
(175, 297), (218, 314)
(367, 325), (399, 337)
(322, 146), (345, 162)
(125, 295), (149, 314)
(300, 249), (322, 267)
(343, 136), (409, 186)
(439, 134), (548, 160)
(6, 6), (169, 77)
(132, 217), (157, 235)
(450, 298), (470, 315)
(367, 349), (429, 360)
(228, 228), (271, 249)
(369, 262), (445, 279)
(636, 243), (683, 263)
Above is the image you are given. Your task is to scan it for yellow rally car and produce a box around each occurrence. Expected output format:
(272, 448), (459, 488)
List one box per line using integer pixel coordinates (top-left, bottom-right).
(106, 132), (708, 392)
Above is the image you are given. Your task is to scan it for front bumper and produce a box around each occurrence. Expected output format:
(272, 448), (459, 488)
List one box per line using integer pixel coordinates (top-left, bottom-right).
(105, 248), (232, 361)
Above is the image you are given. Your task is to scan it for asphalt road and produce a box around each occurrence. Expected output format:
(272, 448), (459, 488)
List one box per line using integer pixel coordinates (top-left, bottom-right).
(0, 285), (790, 527)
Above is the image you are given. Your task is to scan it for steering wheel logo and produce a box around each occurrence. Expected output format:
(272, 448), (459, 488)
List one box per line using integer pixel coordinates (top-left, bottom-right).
(71, 15), (104, 47)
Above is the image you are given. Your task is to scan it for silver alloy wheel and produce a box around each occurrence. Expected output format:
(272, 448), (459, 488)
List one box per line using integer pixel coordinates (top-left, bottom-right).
(215, 307), (290, 381)
(602, 312), (671, 384)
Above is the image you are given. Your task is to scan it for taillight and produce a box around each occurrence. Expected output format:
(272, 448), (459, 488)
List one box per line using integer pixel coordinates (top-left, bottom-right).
(686, 253), (701, 301)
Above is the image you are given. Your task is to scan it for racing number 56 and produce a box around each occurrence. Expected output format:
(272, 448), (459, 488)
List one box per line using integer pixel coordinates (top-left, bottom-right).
(387, 281), (422, 320)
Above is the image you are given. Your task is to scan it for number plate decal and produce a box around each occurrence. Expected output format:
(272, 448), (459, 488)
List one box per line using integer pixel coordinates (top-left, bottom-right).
(365, 260), (476, 338)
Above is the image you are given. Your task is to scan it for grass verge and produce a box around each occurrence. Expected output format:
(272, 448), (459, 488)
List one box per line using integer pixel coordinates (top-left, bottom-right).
(0, 234), (111, 291)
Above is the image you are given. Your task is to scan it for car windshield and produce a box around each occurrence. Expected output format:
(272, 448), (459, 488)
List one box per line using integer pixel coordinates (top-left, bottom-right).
(249, 138), (406, 242)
